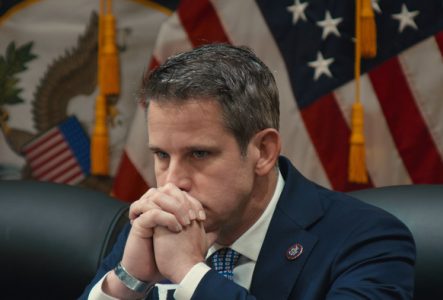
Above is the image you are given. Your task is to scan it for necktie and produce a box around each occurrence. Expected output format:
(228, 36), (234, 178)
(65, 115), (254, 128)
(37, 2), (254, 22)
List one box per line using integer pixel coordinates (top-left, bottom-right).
(210, 248), (241, 280)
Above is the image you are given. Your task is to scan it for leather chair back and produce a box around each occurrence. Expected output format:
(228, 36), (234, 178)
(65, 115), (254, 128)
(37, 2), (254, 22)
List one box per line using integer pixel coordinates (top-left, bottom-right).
(348, 185), (443, 300)
(0, 180), (129, 299)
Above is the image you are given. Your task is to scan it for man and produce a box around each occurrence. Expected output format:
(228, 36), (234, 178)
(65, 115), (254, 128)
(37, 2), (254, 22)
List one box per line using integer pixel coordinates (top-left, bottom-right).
(81, 44), (415, 299)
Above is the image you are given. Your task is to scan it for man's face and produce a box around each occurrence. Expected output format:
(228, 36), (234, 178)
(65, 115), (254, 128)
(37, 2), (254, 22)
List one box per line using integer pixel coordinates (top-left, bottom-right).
(148, 99), (259, 239)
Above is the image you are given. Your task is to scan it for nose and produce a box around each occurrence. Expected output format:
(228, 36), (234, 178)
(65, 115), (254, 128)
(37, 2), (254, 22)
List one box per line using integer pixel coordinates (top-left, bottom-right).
(164, 158), (192, 192)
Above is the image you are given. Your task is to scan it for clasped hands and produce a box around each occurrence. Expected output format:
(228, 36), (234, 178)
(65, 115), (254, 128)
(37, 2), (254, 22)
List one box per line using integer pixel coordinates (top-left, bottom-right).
(121, 183), (215, 286)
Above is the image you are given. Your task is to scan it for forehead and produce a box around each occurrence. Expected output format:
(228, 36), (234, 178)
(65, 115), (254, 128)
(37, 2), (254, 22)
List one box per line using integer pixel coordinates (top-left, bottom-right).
(148, 99), (222, 122)
(147, 99), (230, 140)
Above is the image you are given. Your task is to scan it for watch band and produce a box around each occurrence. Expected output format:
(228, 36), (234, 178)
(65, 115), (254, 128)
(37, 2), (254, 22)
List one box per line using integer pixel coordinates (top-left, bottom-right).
(114, 262), (154, 294)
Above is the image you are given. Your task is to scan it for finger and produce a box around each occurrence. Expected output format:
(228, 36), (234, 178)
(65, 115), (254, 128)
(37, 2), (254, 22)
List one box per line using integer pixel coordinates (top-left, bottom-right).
(151, 192), (191, 226)
(130, 184), (197, 226)
(132, 208), (183, 236)
(161, 184), (206, 221)
(129, 198), (159, 221)
(130, 188), (190, 227)
(184, 193), (206, 221)
(128, 187), (158, 220)
(129, 223), (154, 239)
(156, 183), (194, 225)
(160, 183), (206, 222)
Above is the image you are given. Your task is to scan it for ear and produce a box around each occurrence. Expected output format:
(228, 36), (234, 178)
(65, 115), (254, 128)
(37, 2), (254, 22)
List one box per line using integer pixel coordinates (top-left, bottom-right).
(250, 128), (281, 176)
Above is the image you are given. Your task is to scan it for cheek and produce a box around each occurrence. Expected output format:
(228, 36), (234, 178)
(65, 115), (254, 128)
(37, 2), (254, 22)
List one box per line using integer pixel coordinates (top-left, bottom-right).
(227, 162), (255, 190)
(203, 171), (253, 208)
(154, 168), (166, 186)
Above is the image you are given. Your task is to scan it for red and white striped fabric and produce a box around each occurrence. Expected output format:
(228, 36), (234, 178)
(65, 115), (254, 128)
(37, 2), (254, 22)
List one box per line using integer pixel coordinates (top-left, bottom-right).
(113, 0), (443, 202)
(22, 116), (90, 185)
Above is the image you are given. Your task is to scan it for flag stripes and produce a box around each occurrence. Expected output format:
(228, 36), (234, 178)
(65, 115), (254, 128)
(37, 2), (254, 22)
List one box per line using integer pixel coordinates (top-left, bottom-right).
(178, 0), (230, 46)
(369, 57), (443, 183)
(34, 153), (74, 178)
(29, 142), (68, 169)
(23, 128), (61, 160)
(400, 36), (443, 158)
(40, 159), (78, 182)
(112, 151), (149, 200)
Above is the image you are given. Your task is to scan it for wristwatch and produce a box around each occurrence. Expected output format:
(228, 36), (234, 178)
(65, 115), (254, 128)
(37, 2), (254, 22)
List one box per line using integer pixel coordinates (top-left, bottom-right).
(114, 262), (155, 294)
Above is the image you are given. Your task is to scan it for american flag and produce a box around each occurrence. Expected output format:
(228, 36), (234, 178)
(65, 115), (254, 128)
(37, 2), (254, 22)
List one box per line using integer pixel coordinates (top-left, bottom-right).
(22, 116), (90, 185)
(113, 0), (443, 201)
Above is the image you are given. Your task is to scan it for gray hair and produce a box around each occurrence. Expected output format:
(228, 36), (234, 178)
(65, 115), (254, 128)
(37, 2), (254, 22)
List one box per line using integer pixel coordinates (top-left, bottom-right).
(139, 43), (279, 155)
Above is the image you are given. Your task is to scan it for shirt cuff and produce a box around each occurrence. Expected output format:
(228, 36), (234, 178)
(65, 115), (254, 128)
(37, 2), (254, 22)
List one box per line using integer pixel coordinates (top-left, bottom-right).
(88, 272), (119, 300)
(174, 262), (211, 300)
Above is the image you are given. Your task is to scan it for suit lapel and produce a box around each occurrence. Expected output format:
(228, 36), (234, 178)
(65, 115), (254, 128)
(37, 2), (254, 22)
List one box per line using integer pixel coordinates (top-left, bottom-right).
(250, 157), (325, 299)
(250, 212), (318, 299)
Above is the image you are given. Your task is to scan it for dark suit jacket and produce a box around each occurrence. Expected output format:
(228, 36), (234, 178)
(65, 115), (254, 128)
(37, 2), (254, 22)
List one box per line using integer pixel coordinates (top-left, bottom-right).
(80, 156), (416, 299)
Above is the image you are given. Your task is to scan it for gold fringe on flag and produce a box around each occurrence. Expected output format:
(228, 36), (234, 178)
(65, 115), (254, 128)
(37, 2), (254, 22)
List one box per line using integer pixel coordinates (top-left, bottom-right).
(101, 0), (120, 95)
(91, 0), (119, 176)
(91, 94), (109, 175)
(360, 0), (377, 58)
(349, 102), (367, 183)
(349, 0), (369, 184)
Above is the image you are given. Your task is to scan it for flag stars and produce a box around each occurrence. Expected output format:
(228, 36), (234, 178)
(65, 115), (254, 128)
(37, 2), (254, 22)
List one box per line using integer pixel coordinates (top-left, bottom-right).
(287, 0), (308, 24)
(392, 4), (420, 33)
(372, 0), (382, 14)
(308, 52), (334, 81)
(316, 11), (342, 39)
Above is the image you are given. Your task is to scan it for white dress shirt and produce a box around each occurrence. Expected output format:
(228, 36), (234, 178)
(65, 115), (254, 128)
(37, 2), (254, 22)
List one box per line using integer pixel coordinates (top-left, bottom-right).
(89, 171), (284, 300)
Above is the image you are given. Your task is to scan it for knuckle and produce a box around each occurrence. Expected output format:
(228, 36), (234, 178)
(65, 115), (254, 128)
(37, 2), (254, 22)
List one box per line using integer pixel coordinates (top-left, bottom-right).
(131, 217), (143, 229)
(150, 192), (164, 205)
(176, 200), (187, 210)
(144, 208), (156, 218)
(141, 187), (156, 199)
(129, 204), (140, 218)
(129, 201), (139, 211)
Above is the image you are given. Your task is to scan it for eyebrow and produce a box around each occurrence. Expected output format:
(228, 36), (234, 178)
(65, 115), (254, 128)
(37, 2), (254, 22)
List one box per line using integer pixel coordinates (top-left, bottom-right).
(148, 144), (219, 152)
(148, 145), (161, 152)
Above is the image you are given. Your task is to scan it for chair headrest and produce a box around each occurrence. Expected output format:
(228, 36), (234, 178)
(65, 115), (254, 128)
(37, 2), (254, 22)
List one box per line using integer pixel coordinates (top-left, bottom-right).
(0, 180), (129, 298)
(349, 184), (443, 300)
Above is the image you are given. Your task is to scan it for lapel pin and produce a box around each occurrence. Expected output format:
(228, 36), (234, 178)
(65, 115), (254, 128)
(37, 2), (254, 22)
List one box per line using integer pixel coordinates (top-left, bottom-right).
(286, 243), (303, 261)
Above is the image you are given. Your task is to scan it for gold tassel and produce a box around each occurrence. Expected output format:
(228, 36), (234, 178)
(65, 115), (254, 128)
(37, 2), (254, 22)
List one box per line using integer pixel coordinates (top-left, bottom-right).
(360, 0), (377, 58)
(98, 0), (104, 91)
(100, 0), (120, 96)
(349, 0), (369, 183)
(91, 94), (109, 175)
(90, 0), (120, 176)
(349, 102), (368, 183)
